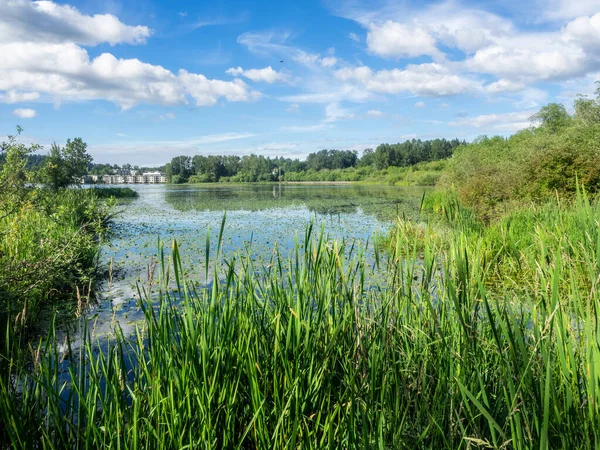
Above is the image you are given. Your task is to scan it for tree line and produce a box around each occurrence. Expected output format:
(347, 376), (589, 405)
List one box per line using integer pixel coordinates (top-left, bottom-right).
(2, 137), (463, 184)
(166, 138), (464, 183)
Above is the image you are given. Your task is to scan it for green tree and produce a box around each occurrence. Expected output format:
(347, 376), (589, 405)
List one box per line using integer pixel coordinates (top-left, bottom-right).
(0, 126), (40, 217)
(41, 138), (93, 190)
(530, 103), (571, 132)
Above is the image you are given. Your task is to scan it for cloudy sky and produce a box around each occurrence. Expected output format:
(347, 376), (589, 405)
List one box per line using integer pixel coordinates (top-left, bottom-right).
(1, 0), (600, 165)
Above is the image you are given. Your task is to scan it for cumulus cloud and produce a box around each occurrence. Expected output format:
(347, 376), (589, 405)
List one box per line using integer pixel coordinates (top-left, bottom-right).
(367, 109), (383, 116)
(226, 66), (288, 83)
(179, 70), (259, 106)
(335, 63), (479, 96)
(563, 13), (600, 52)
(414, 101), (425, 108)
(0, 0), (151, 46)
(349, 32), (360, 43)
(366, 21), (440, 59)
(333, 0), (600, 96)
(13, 108), (36, 118)
(466, 43), (587, 82)
(0, 2), (260, 110)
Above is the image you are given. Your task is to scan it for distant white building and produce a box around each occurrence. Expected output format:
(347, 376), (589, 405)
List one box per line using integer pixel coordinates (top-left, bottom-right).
(94, 172), (168, 184)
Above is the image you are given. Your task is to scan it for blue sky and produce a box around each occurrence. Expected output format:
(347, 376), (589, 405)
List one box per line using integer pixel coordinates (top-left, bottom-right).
(2, 0), (600, 165)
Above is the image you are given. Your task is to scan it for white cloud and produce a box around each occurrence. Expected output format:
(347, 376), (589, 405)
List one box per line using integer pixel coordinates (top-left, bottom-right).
(366, 20), (440, 59)
(226, 66), (288, 83)
(333, 1), (600, 94)
(540, 0), (600, 21)
(367, 109), (383, 116)
(178, 11), (188, 18)
(414, 101), (425, 108)
(179, 70), (259, 106)
(0, 90), (40, 103)
(286, 103), (300, 113)
(0, 0), (151, 46)
(563, 13), (600, 52)
(320, 57), (337, 68)
(349, 32), (360, 43)
(324, 103), (355, 122)
(293, 51), (338, 68)
(449, 110), (535, 132)
(335, 63), (479, 96)
(485, 79), (527, 93)
(13, 108), (36, 118)
(0, 2), (259, 110)
(466, 43), (587, 82)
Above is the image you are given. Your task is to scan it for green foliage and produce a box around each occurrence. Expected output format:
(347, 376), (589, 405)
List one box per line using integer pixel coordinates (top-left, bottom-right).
(0, 189), (111, 328)
(0, 130), (112, 331)
(90, 187), (138, 199)
(169, 155), (194, 182)
(441, 96), (600, 219)
(305, 149), (358, 170)
(530, 102), (572, 132)
(0, 127), (40, 216)
(164, 139), (460, 185)
(40, 138), (93, 190)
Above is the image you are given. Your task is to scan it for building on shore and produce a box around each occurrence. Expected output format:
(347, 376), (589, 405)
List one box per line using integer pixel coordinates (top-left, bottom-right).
(93, 171), (168, 184)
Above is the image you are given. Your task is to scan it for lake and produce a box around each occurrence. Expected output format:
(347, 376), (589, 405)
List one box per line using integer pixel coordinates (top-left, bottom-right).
(84, 183), (428, 338)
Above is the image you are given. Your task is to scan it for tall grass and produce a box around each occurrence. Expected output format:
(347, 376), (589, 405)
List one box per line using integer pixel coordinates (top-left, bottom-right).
(0, 188), (112, 329)
(2, 195), (600, 448)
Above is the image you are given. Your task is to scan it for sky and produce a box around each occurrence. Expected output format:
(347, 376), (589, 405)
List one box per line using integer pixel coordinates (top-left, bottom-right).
(2, 0), (600, 165)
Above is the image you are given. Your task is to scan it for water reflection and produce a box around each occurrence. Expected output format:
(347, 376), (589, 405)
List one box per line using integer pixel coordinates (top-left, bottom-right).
(163, 183), (429, 221)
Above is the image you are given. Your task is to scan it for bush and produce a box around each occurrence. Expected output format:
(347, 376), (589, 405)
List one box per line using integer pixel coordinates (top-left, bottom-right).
(440, 99), (600, 220)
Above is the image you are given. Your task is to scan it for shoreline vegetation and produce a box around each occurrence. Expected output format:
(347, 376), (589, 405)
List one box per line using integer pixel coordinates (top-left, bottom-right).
(3, 89), (600, 447)
(0, 131), (136, 335)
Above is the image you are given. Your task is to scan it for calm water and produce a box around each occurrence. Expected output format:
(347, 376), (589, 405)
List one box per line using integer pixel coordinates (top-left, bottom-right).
(83, 183), (428, 338)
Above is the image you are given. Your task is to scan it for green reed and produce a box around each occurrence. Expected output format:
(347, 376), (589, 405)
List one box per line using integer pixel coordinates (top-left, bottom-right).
(2, 194), (600, 448)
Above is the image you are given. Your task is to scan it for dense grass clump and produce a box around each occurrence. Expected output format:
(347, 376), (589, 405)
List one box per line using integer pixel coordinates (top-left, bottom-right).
(2, 200), (600, 448)
(90, 186), (139, 199)
(0, 188), (112, 328)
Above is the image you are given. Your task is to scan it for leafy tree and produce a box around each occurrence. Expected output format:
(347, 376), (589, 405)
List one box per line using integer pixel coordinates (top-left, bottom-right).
(41, 138), (93, 190)
(0, 126), (41, 217)
(530, 103), (571, 132)
(170, 156), (194, 183)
